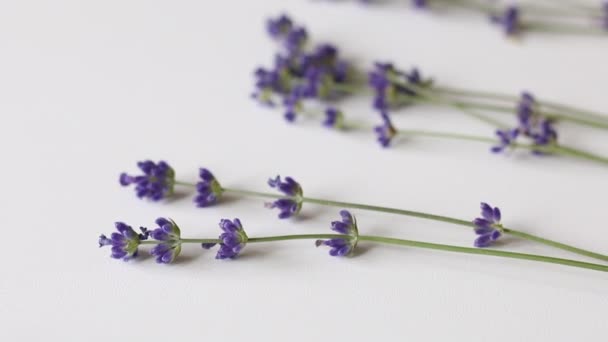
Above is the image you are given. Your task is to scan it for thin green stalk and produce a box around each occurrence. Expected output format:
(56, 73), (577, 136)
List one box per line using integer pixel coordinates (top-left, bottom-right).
(358, 235), (608, 273)
(213, 186), (608, 263)
(143, 233), (608, 272)
(431, 85), (608, 126)
(400, 83), (608, 130)
(394, 129), (608, 166)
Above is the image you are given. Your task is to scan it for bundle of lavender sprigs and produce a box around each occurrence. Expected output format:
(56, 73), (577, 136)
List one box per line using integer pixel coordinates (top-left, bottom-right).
(99, 15), (608, 275)
(333, 0), (608, 36)
(99, 160), (608, 273)
(252, 14), (608, 166)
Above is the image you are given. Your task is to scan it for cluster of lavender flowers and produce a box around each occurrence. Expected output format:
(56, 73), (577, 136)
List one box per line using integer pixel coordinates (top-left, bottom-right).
(115, 160), (507, 252)
(492, 93), (558, 153)
(252, 15), (355, 123)
(252, 15), (567, 152)
(250, 14), (608, 169)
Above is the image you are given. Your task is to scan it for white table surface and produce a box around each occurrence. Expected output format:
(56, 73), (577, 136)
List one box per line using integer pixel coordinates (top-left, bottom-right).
(1, 1), (607, 341)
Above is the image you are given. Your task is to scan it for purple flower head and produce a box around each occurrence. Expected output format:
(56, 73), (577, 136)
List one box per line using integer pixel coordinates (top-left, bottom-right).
(282, 85), (306, 122)
(530, 118), (557, 151)
(517, 92), (536, 133)
(603, 2), (608, 30)
(374, 111), (398, 147)
(98, 222), (149, 261)
(266, 175), (303, 219)
(412, 0), (427, 8)
(195, 168), (223, 207)
(267, 15), (293, 39)
(149, 217), (182, 264)
(368, 62), (429, 112)
(207, 218), (248, 260)
(472, 203), (503, 248)
(316, 210), (359, 257)
(491, 5), (520, 36)
(119, 160), (175, 201)
(323, 107), (344, 129)
(266, 14), (308, 53)
(491, 128), (519, 153)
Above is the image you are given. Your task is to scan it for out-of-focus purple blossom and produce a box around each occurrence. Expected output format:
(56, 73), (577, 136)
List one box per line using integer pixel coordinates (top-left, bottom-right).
(491, 5), (520, 36)
(491, 128), (519, 153)
(253, 15), (356, 126)
(120, 160), (175, 201)
(368, 62), (430, 112)
(208, 218), (248, 260)
(412, 0), (427, 8)
(316, 210), (359, 257)
(266, 175), (303, 219)
(267, 15), (293, 39)
(267, 14), (308, 53)
(374, 111), (398, 147)
(472, 203), (503, 248)
(323, 107), (344, 129)
(149, 217), (182, 264)
(195, 168), (223, 207)
(98, 222), (149, 261)
(603, 2), (608, 30)
(493, 92), (558, 155)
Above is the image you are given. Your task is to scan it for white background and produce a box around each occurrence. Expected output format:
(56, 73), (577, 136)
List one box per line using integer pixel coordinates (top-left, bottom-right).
(1, 1), (608, 341)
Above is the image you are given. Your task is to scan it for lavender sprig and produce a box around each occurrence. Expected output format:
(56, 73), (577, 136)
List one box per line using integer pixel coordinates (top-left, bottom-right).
(98, 214), (608, 273)
(121, 164), (608, 264)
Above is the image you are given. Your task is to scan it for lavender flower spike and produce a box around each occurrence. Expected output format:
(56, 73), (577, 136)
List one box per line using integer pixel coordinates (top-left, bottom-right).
(491, 5), (520, 36)
(195, 168), (223, 207)
(98, 222), (149, 261)
(266, 175), (304, 219)
(473, 203), (503, 248)
(323, 107), (345, 129)
(209, 218), (248, 260)
(491, 128), (519, 153)
(316, 210), (359, 257)
(120, 160), (175, 201)
(374, 111), (398, 147)
(149, 218), (182, 264)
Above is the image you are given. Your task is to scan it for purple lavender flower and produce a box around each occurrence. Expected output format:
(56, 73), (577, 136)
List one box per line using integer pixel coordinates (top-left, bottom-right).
(266, 14), (308, 53)
(253, 15), (355, 126)
(412, 0), (427, 9)
(493, 92), (558, 155)
(368, 62), (429, 112)
(374, 111), (398, 147)
(491, 128), (519, 153)
(267, 15), (293, 39)
(194, 168), (223, 207)
(323, 107), (344, 129)
(491, 5), (520, 36)
(473, 203), (503, 248)
(207, 218), (248, 259)
(603, 1), (608, 30)
(266, 175), (303, 219)
(517, 92), (536, 133)
(98, 222), (149, 261)
(120, 160), (175, 201)
(316, 210), (359, 257)
(149, 217), (182, 264)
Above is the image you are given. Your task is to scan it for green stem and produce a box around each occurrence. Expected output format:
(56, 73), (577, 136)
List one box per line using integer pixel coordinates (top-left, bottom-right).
(170, 182), (608, 263)
(391, 78), (506, 128)
(358, 235), (608, 273)
(396, 129), (608, 166)
(504, 230), (608, 262)
(432, 85), (608, 127)
(142, 233), (608, 272)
